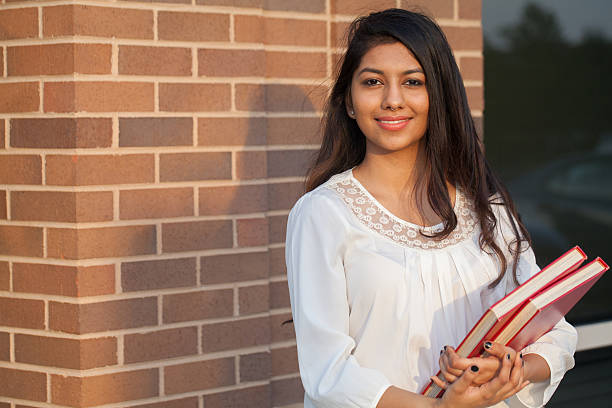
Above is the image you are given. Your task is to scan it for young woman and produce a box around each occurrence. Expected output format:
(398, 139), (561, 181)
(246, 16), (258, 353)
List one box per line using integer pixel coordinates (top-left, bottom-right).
(285, 8), (576, 408)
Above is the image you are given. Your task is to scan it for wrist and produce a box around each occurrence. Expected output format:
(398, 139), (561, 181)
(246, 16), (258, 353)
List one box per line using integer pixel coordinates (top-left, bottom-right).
(523, 353), (551, 383)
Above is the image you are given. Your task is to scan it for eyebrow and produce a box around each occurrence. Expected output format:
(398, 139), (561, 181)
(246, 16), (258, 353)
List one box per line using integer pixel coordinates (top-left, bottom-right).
(357, 67), (424, 76)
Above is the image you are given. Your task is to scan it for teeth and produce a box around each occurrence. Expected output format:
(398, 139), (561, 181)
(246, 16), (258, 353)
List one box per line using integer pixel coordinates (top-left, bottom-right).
(379, 119), (408, 124)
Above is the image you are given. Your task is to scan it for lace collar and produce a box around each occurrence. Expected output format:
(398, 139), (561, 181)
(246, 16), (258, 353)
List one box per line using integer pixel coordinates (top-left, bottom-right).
(324, 169), (477, 250)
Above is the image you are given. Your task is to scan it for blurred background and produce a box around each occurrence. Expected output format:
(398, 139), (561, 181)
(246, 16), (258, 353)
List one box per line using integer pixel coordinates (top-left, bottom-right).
(483, 0), (612, 405)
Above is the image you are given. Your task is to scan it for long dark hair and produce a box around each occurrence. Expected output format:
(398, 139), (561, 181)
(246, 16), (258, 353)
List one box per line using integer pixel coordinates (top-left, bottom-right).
(306, 8), (531, 286)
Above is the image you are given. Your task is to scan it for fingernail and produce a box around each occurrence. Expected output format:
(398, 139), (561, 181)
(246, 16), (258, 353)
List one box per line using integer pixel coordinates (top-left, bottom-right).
(440, 350), (443, 355)
(520, 353), (523, 359)
(471, 365), (479, 372)
(484, 341), (492, 349)
(507, 353), (511, 360)
(444, 346), (447, 351)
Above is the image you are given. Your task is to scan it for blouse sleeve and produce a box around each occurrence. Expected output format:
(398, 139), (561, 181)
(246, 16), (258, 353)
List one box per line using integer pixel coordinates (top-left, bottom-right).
(493, 200), (578, 408)
(286, 192), (392, 408)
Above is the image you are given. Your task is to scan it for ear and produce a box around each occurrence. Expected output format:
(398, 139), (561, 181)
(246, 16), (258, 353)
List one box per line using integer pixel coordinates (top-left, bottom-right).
(345, 89), (355, 118)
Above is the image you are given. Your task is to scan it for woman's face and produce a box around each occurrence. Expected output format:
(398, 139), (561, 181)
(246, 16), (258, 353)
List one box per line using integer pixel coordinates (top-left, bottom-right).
(347, 41), (429, 156)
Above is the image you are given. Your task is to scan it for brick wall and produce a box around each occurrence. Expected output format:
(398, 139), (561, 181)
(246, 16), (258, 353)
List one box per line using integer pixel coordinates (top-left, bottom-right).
(0, 0), (482, 407)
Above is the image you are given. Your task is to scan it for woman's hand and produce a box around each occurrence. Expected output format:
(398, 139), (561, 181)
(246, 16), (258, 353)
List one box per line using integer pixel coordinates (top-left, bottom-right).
(436, 343), (503, 386)
(435, 348), (529, 408)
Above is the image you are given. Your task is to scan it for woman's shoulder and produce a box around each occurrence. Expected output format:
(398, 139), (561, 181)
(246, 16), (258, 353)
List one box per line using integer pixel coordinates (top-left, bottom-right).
(289, 170), (353, 221)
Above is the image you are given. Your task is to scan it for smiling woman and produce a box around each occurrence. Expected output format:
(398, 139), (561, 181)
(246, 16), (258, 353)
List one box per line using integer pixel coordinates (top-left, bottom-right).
(285, 8), (577, 408)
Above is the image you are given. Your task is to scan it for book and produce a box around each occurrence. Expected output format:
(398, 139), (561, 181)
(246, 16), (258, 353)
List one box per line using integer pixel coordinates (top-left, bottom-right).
(422, 246), (590, 398)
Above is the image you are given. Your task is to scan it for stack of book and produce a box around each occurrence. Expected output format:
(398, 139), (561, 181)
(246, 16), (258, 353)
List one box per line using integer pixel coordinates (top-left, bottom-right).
(422, 246), (609, 398)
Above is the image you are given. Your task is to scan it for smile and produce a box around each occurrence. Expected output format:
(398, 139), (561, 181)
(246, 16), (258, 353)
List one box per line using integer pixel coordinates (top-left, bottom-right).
(375, 117), (411, 130)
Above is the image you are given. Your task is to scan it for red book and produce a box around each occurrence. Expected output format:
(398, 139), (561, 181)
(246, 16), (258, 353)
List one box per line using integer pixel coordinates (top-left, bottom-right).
(422, 246), (589, 398)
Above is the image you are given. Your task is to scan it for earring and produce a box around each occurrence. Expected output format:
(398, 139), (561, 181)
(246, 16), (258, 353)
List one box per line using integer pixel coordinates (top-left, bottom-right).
(350, 110), (354, 115)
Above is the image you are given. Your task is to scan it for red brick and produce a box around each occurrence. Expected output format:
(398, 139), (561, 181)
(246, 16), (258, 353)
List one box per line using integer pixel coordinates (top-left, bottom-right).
(235, 84), (264, 111)
(199, 185), (267, 215)
(198, 117), (266, 146)
(239, 284), (269, 315)
(8, 44), (111, 76)
(44, 5), (153, 39)
(442, 26), (483, 51)
(122, 257), (196, 292)
(268, 117), (320, 145)
(264, 18), (326, 46)
(270, 280), (290, 309)
(400, 0), (454, 19)
(458, 0), (481, 19)
(120, 188), (194, 219)
(0, 8), (38, 40)
(267, 149), (314, 177)
(271, 377), (304, 406)
(120, 117), (193, 147)
(331, 21), (351, 47)
(0, 82), (39, 113)
(13, 263), (115, 297)
(269, 247), (286, 277)
(266, 84), (327, 112)
(240, 352), (270, 382)
(201, 251), (268, 285)
(460, 56), (483, 81)
(204, 385), (270, 408)
(0, 367), (46, 401)
(234, 15), (262, 43)
(265, 0), (325, 12)
(268, 214), (288, 244)
(44, 81), (154, 113)
(0, 155), (41, 185)
(158, 12), (229, 42)
(51, 369), (158, 407)
(128, 397), (199, 408)
(159, 83), (230, 112)
(237, 218), (268, 247)
(0, 191), (6, 219)
(49, 297), (157, 334)
(15, 334), (117, 369)
(0, 332), (9, 361)
(162, 220), (233, 253)
(164, 358), (234, 395)
(0, 262), (8, 291)
(0, 226), (43, 257)
(119, 46), (191, 76)
(332, 0), (395, 14)
(272, 346), (299, 376)
(160, 152), (231, 182)
(47, 225), (156, 260)
(201, 316), (269, 353)
(266, 51), (326, 78)
(199, 49), (264, 77)
(11, 191), (113, 222)
(197, 0), (261, 6)
(163, 289), (233, 323)
(125, 326), (198, 363)
(0, 298), (44, 329)
(46, 154), (154, 186)
(11, 118), (112, 149)
(466, 86), (484, 110)
(271, 312), (295, 342)
(268, 182), (304, 211)
(235, 151), (266, 180)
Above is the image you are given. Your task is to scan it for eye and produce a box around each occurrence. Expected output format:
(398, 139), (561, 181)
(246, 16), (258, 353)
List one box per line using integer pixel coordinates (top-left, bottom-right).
(364, 78), (382, 86)
(405, 78), (424, 86)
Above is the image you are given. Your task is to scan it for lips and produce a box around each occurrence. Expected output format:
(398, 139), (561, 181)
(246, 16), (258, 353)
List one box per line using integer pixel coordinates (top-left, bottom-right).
(375, 116), (411, 130)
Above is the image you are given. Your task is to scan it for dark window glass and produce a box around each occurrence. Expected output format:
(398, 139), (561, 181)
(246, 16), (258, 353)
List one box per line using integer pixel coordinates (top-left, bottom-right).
(483, 0), (612, 325)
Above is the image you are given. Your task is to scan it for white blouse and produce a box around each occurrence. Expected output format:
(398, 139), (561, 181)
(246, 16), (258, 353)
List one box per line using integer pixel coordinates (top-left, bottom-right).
(285, 168), (577, 408)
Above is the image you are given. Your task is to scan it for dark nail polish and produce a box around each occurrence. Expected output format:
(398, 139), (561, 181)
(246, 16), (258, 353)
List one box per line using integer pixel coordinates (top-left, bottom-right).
(471, 365), (479, 372)
(520, 353), (523, 359)
(507, 353), (511, 360)
(444, 346), (447, 351)
(484, 341), (492, 349)
(440, 350), (443, 355)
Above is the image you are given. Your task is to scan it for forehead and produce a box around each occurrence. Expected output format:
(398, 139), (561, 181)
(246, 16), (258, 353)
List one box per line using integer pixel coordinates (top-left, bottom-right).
(357, 42), (423, 72)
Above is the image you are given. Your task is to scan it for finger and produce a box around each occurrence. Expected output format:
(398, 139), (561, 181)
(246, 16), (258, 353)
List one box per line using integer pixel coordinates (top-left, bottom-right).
(440, 351), (463, 379)
(446, 346), (472, 372)
(431, 375), (448, 390)
(441, 370), (458, 384)
(508, 352), (523, 388)
(449, 364), (480, 394)
(485, 350), (513, 394)
(483, 341), (513, 360)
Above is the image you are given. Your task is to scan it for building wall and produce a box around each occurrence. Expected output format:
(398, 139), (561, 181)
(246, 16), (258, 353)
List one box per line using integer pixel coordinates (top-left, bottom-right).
(0, 0), (482, 407)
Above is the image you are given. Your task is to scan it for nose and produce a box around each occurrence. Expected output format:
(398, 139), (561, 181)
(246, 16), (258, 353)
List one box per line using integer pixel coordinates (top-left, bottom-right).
(382, 82), (404, 111)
